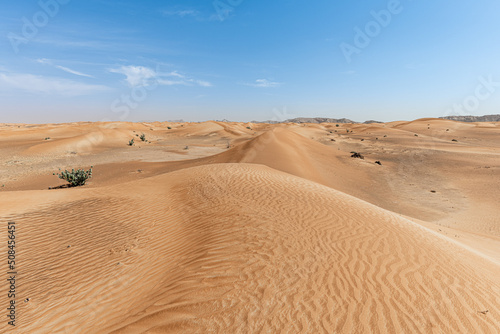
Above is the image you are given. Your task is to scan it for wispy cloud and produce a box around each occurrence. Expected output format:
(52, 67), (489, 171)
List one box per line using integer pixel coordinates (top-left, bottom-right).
(0, 71), (110, 96)
(54, 65), (94, 78)
(36, 58), (52, 65)
(34, 38), (111, 49)
(32, 35), (164, 54)
(156, 78), (212, 87)
(244, 79), (282, 88)
(161, 8), (221, 21)
(168, 71), (185, 78)
(162, 9), (200, 18)
(195, 80), (212, 87)
(36, 58), (94, 78)
(156, 79), (187, 86)
(109, 65), (212, 87)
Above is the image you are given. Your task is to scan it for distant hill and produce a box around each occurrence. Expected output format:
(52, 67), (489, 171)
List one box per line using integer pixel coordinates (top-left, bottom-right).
(283, 117), (357, 124)
(233, 114), (500, 124)
(439, 114), (500, 122)
(363, 120), (384, 124)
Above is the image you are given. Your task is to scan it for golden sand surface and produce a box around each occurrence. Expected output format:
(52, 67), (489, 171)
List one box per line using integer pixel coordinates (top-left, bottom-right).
(1, 119), (499, 333)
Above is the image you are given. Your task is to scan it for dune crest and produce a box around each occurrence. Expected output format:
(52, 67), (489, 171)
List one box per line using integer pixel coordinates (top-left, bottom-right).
(3, 164), (499, 333)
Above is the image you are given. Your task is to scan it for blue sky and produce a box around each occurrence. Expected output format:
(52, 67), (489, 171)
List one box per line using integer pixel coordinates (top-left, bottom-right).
(1, 0), (500, 123)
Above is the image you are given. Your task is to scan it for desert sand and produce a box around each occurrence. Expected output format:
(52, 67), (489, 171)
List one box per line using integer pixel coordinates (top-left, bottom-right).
(1, 119), (499, 333)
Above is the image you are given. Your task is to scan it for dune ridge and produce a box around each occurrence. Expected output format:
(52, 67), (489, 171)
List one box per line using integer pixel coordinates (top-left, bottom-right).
(2, 164), (499, 333)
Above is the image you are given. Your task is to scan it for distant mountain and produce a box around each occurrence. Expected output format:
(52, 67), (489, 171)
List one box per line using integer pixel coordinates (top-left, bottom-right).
(219, 114), (500, 124)
(250, 117), (383, 124)
(251, 120), (280, 124)
(283, 117), (357, 124)
(439, 114), (500, 122)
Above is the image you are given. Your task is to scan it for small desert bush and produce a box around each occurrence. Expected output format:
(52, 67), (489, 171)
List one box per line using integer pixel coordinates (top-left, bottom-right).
(128, 138), (135, 146)
(54, 167), (93, 187)
(140, 133), (146, 141)
(350, 151), (364, 159)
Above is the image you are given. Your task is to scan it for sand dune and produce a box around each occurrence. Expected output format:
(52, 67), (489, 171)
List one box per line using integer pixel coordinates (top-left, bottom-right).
(2, 164), (499, 333)
(1, 120), (499, 333)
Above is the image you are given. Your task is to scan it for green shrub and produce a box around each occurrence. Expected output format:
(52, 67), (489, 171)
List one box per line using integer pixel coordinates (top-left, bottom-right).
(128, 138), (135, 146)
(140, 133), (146, 141)
(54, 167), (93, 187)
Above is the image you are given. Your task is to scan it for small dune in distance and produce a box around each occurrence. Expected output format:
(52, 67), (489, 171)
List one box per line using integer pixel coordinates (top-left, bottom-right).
(1, 118), (499, 333)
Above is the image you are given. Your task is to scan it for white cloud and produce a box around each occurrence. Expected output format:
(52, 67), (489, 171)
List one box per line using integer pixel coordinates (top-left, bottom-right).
(0, 72), (110, 96)
(245, 79), (282, 88)
(109, 65), (156, 87)
(36, 58), (94, 78)
(110, 65), (212, 88)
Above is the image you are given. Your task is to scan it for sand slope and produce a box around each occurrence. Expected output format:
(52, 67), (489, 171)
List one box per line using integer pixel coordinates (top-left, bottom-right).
(2, 164), (499, 333)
